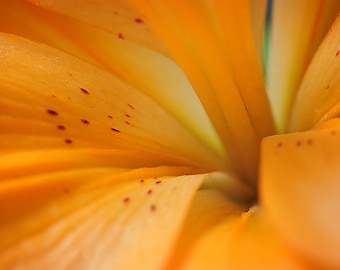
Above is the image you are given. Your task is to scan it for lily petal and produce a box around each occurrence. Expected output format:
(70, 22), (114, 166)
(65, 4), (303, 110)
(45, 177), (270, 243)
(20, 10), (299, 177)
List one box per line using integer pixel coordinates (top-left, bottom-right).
(0, 166), (206, 269)
(0, 33), (225, 170)
(261, 126), (340, 268)
(288, 13), (340, 132)
(1, 0), (223, 158)
(0, 0), (96, 65)
(266, 0), (340, 131)
(26, 0), (167, 55)
(249, 0), (268, 68)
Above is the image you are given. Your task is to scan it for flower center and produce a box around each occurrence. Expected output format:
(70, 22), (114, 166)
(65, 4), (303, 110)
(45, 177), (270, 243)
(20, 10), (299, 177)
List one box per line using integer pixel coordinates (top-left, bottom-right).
(201, 171), (257, 205)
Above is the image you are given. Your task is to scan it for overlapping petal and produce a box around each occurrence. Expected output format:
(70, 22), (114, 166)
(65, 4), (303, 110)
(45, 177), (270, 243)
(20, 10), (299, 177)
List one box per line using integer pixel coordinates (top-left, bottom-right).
(0, 33), (225, 171)
(0, 165), (206, 269)
(288, 13), (340, 132)
(166, 192), (302, 270)
(266, 0), (340, 131)
(261, 124), (340, 268)
(166, 188), (247, 270)
(258, 10), (340, 267)
(1, 0), (339, 269)
(17, 0), (275, 181)
(129, 0), (275, 184)
(0, 29), (226, 269)
(26, 0), (167, 55)
(1, 0), (223, 158)
(263, 16), (340, 268)
(0, 148), (205, 180)
(249, 0), (267, 67)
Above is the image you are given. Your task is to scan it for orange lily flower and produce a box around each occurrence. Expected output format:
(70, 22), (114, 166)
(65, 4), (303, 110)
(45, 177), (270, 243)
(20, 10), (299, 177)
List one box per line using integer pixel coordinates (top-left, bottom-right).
(1, 0), (340, 269)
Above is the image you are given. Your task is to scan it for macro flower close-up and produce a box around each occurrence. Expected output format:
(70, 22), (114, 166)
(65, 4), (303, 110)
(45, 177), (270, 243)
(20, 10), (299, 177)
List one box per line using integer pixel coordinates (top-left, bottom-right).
(1, 0), (340, 269)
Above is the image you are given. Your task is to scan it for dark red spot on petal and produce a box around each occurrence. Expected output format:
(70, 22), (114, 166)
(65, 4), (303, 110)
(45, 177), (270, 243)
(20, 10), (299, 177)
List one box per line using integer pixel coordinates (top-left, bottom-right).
(135, 18), (144, 24)
(64, 139), (73, 144)
(47, 109), (58, 116)
(80, 88), (90, 94)
(108, 115), (113, 119)
(147, 189), (153, 195)
(327, 85), (330, 89)
(57, 125), (66, 130)
(307, 139), (313, 145)
(277, 142), (283, 148)
(111, 127), (121, 132)
(139, 179), (144, 183)
(296, 141), (302, 147)
(118, 32), (124, 40)
(81, 119), (90, 124)
(336, 50), (340, 57)
(125, 114), (131, 118)
(123, 197), (130, 204)
(51, 95), (56, 98)
(125, 121), (135, 127)
(150, 204), (156, 212)
(155, 181), (162, 184)
(128, 104), (135, 110)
